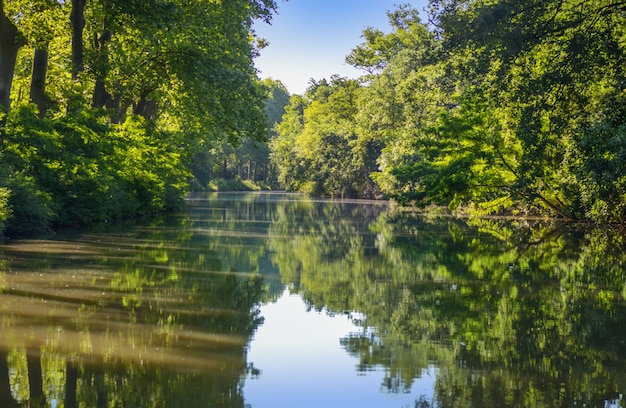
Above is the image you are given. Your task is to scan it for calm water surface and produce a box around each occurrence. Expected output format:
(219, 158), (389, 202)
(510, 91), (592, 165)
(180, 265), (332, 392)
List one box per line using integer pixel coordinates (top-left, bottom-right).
(1, 192), (625, 407)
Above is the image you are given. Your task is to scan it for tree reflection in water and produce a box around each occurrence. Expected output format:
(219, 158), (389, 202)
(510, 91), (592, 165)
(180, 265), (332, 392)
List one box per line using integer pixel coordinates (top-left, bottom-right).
(268, 200), (626, 407)
(0, 192), (625, 407)
(0, 199), (270, 408)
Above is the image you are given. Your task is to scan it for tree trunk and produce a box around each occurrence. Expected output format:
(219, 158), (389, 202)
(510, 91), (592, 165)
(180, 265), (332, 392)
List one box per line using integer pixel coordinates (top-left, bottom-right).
(107, 91), (128, 123)
(0, 0), (25, 113)
(135, 99), (157, 120)
(27, 349), (45, 407)
(0, 351), (17, 407)
(30, 48), (52, 118)
(70, 0), (86, 80)
(93, 79), (111, 109)
(133, 91), (158, 120)
(64, 362), (78, 408)
(93, 30), (112, 109)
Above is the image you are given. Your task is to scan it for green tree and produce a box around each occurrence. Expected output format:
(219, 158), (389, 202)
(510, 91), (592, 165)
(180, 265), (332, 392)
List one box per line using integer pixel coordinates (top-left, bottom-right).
(0, 0), (280, 236)
(346, 6), (441, 203)
(341, 1), (626, 222)
(0, 0), (27, 114)
(188, 79), (289, 190)
(270, 93), (307, 191)
(421, 0), (626, 220)
(271, 76), (379, 197)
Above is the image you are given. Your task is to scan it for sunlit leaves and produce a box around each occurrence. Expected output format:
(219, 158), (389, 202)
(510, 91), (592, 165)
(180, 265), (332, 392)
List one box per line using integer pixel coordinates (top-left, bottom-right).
(354, 0), (626, 221)
(271, 78), (379, 197)
(0, 0), (279, 234)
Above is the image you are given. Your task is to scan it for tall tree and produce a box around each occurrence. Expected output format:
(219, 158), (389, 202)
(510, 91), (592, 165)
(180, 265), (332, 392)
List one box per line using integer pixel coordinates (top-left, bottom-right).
(23, 0), (63, 117)
(271, 76), (378, 197)
(70, 0), (86, 80)
(425, 0), (626, 220)
(0, 0), (281, 236)
(0, 0), (26, 113)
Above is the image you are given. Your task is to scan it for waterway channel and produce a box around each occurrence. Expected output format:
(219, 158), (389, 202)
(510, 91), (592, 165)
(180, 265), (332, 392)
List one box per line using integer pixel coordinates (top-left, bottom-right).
(1, 192), (625, 407)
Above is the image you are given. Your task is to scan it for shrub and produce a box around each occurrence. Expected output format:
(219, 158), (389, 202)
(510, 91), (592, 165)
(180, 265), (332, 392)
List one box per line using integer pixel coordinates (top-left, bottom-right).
(0, 108), (190, 236)
(3, 172), (56, 237)
(0, 187), (11, 237)
(209, 177), (262, 192)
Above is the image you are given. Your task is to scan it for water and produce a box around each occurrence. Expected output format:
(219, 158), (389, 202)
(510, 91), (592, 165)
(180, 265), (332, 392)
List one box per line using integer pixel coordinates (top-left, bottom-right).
(1, 192), (625, 407)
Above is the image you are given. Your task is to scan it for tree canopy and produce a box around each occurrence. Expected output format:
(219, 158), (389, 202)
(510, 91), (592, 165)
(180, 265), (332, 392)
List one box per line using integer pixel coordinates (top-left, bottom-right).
(270, 0), (626, 223)
(0, 0), (279, 236)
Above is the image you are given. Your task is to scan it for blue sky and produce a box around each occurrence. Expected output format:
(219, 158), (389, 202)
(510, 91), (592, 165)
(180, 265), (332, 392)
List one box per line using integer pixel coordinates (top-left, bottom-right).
(253, 0), (429, 95)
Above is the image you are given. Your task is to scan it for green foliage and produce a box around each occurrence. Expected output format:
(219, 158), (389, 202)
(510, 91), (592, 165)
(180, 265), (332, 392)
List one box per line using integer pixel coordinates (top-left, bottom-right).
(416, 0), (626, 221)
(0, 106), (189, 235)
(0, 170), (56, 236)
(0, 187), (9, 236)
(271, 77), (381, 198)
(267, 1), (626, 222)
(262, 78), (290, 127)
(189, 79), (290, 191)
(0, 0), (279, 235)
(208, 177), (263, 192)
(569, 121), (626, 222)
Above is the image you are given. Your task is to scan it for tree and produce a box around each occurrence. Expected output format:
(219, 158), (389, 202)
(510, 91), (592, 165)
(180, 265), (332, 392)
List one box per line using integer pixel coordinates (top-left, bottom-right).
(18, 0), (65, 117)
(270, 76), (378, 198)
(349, 6), (438, 201)
(341, 1), (626, 221)
(422, 0), (626, 220)
(0, 0), (27, 114)
(263, 78), (290, 127)
(0, 0), (281, 236)
(346, 4), (430, 75)
(70, 0), (86, 79)
(270, 94), (308, 191)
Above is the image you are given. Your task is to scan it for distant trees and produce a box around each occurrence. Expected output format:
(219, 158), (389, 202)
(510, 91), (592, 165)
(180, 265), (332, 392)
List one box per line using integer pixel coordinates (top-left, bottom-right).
(270, 1), (626, 222)
(271, 76), (381, 197)
(189, 78), (290, 190)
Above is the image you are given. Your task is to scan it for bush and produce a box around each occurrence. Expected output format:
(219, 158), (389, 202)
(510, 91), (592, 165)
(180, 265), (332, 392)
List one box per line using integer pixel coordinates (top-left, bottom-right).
(0, 187), (11, 237)
(299, 180), (324, 196)
(0, 108), (190, 236)
(3, 172), (56, 237)
(208, 177), (262, 192)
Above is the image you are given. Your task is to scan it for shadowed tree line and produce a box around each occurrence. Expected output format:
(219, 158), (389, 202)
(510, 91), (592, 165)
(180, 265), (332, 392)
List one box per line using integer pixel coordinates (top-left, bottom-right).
(0, 0), (279, 237)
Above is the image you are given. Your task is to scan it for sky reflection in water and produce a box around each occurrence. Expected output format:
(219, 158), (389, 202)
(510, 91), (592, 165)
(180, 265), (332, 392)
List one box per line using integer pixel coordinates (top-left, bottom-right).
(245, 290), (436, 408)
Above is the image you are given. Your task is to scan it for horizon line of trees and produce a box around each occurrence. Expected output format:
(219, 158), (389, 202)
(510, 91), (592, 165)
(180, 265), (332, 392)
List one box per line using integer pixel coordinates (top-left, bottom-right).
(269, 1), (626, 224)
(0, 0), (279, 237)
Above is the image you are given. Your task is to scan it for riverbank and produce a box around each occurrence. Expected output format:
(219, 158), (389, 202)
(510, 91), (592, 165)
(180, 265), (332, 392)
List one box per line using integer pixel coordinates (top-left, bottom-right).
(205, 177), (274, 192)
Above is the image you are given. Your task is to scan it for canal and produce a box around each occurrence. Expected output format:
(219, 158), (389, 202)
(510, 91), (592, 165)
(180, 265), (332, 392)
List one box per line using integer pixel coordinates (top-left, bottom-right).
(1, 192), (625, 407)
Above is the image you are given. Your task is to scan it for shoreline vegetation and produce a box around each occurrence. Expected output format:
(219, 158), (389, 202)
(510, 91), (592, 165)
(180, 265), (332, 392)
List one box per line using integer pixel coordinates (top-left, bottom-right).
(205, 178), (272, 193)
(270, 2), (626, 224)
(2, 1), (626, 238)
(0, 0), (280, 238)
